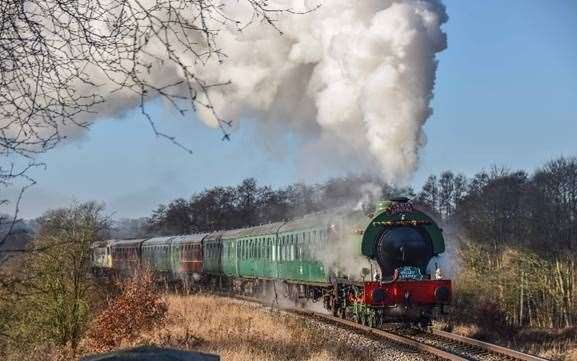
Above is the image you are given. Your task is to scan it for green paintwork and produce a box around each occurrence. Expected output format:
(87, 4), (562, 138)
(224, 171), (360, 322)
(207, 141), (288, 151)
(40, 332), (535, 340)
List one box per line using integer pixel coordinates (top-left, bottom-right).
(361, 203), (445, 258)
(203, 202), (446, 284)
(141, 237), (173, 273)
(203, 209), (367, 283)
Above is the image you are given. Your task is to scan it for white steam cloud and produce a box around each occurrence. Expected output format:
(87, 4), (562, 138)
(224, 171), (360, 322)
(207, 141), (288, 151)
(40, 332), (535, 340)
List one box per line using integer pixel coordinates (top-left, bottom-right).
(193, 0), (448, 184)
(4, 0), (448, 185)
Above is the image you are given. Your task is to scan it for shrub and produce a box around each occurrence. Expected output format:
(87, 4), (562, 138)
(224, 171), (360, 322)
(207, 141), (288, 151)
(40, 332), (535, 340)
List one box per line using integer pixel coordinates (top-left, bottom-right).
(87, 268), (167, 351)
(1, 202), (109, 355)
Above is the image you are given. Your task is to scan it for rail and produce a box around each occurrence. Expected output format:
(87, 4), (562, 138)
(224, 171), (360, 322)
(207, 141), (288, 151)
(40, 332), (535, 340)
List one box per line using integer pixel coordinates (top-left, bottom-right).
(225, 294), (550, 361)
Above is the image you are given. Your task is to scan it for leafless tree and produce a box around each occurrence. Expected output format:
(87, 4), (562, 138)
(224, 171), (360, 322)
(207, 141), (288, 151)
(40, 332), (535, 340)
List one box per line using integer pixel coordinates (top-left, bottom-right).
(0, 0), (313, 244)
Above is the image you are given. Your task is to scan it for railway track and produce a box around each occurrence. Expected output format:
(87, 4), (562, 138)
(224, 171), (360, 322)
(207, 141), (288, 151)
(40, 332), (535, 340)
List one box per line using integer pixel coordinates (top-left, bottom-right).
(224, 293), (549, 361)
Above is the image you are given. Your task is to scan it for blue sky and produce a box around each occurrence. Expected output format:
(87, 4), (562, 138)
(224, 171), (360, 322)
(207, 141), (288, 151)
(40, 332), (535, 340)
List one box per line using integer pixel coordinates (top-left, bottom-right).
(11, 0), (577, 219)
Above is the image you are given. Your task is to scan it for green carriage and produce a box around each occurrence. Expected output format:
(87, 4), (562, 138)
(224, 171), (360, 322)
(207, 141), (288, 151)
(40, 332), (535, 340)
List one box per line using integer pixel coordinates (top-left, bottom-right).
(203, 208), (375, 284)
(141, 236), (173, 279)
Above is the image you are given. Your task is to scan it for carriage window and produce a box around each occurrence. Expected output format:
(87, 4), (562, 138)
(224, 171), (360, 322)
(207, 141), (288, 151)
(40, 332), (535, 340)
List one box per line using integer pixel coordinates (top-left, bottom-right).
(295, 238), (304, 261)
(259, 239), (263, 259)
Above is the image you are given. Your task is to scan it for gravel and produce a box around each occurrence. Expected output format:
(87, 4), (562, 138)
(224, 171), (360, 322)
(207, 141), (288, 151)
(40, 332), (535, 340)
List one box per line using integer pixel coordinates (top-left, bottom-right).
(301, 318), (430, 361)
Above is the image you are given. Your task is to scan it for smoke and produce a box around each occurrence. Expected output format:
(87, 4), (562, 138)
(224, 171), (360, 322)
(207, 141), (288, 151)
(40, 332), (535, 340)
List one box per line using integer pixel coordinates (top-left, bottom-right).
(194, 0), (448, 184)
(354, 183), (383, 211)
(425, 217), (461, 279)
(3, 0), (447, 185)
(302, 211), (375, 282)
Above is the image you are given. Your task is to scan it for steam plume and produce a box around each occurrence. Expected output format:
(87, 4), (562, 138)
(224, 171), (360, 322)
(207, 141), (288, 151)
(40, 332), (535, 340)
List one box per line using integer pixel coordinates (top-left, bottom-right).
(193, 0), (448, 184)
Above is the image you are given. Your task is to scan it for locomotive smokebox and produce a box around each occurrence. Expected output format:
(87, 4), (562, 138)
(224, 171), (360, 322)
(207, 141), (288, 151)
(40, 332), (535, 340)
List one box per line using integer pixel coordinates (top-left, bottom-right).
(361, 199), (445, 279)
(375, 226), (434, 278)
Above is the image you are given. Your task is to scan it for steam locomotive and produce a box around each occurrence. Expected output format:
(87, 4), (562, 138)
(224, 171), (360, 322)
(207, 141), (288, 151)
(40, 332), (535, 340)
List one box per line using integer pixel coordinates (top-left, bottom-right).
(91, 198), (451, 326)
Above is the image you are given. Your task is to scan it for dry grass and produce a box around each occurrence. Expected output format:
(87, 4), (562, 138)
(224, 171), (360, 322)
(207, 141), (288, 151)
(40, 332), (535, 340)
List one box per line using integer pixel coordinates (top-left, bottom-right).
(13, 291), (576, 361)
(440, 322), (577, 361)
(117, 294), (376, 361)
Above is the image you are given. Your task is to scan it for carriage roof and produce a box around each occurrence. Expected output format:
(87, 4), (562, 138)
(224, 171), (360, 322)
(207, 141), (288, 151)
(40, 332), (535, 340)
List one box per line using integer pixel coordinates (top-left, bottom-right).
(90, 239), (113, 249)
(110, 238), (148, 248)
(170, 234), (208, 244)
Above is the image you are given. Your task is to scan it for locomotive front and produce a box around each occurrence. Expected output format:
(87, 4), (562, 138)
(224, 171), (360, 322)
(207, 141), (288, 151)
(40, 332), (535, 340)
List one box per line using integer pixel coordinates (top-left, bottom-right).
(355, 198), (451, 324)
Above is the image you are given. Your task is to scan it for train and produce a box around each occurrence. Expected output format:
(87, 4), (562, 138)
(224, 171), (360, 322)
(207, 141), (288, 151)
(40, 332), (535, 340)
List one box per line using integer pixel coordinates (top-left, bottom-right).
(91, 198), (451, 327)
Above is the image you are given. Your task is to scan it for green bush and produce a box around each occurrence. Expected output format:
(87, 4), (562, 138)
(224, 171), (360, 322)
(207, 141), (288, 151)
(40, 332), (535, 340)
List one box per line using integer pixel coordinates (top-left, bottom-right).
(1, 202), (109, 355)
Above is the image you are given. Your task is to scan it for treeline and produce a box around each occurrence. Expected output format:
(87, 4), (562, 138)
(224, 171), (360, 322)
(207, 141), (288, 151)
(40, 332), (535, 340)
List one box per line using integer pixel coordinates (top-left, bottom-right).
(416, 157), (577, 329)
(146, 175), (412, 235)
(417, 157), (577, 255)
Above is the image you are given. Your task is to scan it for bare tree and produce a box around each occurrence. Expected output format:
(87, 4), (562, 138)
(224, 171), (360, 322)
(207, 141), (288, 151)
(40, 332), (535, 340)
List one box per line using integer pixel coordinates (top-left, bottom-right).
(417, 171), (467, 221)
(532, 157), (577, 251)
(1, 0), (306, 156)
(0, 0), (312, 243)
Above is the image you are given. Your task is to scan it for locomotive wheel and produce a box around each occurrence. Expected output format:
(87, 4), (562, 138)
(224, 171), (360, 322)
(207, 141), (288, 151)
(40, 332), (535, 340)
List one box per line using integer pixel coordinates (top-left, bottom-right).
(331, 301), (339, 317)
(365, 313), (373, 328)
(376, 312), (384, 328)
(352, 311), (360, 324)
(418, 317), (431, 329)
(361, 313), (368, 326)
(338, 305), (346, 319)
